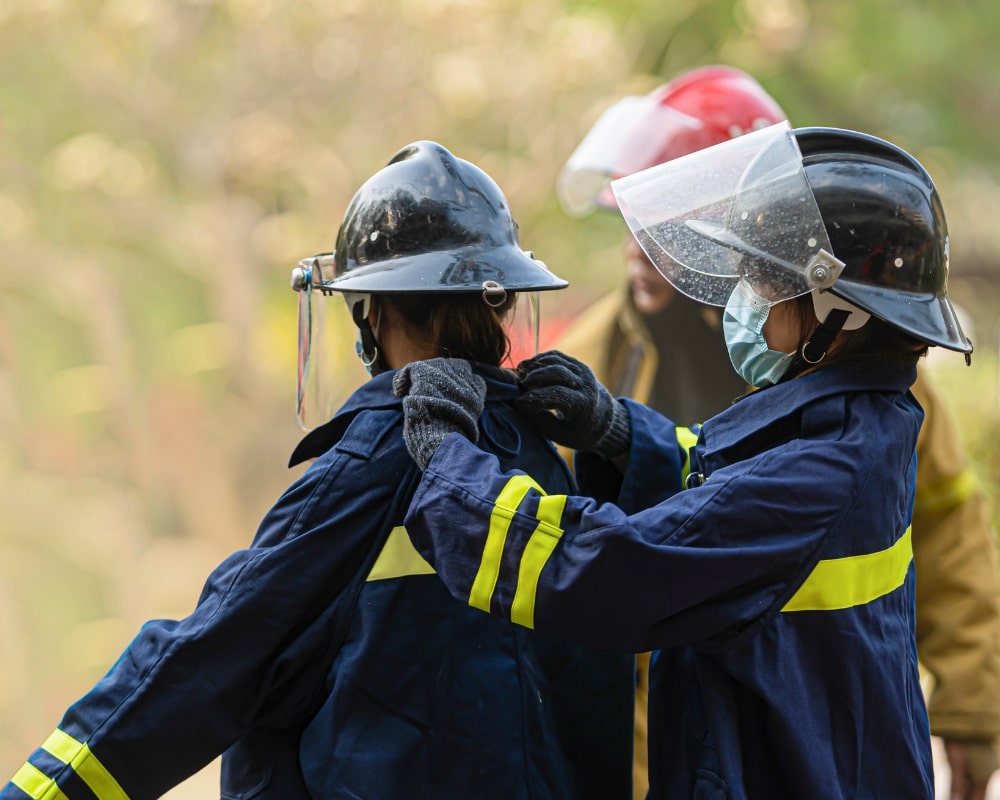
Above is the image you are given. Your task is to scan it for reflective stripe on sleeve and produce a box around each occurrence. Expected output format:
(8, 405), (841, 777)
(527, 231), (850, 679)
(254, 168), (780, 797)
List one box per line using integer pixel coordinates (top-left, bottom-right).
(782, 526), (912, 613)
(366, 526), (435, 581)
(469, 475), (542, 613)
(510, 494), (567, 628)
(11, 729), (130, 800)
(675, 426), (700, 487)
(10, 761), (71, 800)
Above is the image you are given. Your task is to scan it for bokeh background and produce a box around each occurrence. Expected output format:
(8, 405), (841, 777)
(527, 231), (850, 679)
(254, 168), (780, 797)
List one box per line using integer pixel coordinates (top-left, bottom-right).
(2, 0), (999, 796)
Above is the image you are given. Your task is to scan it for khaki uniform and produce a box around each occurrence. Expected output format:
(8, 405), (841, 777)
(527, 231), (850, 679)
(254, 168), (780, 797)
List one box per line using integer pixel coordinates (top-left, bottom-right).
(554, 285), (1000, 799)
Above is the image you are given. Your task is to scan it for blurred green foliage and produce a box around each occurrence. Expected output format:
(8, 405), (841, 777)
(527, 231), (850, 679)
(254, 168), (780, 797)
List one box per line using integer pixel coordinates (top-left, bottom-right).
(1, 0), (999, 794)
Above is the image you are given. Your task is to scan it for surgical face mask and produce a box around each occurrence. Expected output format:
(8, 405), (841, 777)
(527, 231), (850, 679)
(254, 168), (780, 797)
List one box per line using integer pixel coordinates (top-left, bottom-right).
(722, 280), (794, 387)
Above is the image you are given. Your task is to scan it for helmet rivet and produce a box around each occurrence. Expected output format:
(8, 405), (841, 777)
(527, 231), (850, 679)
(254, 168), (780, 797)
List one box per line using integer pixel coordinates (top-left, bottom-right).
(807, 237), (817, 247)
(894, 257), (904, 268)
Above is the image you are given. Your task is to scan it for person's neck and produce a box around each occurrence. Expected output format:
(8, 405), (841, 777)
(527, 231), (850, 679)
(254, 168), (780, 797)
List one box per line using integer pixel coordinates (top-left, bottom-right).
(380, 332), (438, 371)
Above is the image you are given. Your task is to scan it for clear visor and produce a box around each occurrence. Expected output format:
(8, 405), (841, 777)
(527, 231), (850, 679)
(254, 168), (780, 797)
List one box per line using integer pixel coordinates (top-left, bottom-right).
(503, 291), (541, 367)
(294, 253), (368, 431)
(557, 96), (704, 217)
(611, 122), (844, 308)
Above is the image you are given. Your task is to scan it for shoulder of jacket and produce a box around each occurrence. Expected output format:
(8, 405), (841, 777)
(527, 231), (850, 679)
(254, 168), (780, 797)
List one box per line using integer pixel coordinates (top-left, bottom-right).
(336, 407), (403, 458)
(290, 406), (403, 466)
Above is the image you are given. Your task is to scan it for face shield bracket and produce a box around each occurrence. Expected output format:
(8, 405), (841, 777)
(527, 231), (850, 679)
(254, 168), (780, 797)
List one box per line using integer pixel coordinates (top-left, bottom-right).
(291, 253), (338, 296)
(805, 250), (845, 290)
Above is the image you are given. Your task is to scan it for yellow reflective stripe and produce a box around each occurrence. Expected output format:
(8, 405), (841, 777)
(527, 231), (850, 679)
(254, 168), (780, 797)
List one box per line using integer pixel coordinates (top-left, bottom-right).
(11, 761), (71, 800)
(914, 468), (978, 515)
(783, 527), (912, 613)
(469, 475), (542, 612)
(675, 426), (699, 486)
(40, 729), (129, 800)
(510, 494), (567, 628)
(366, 526), (435, 581)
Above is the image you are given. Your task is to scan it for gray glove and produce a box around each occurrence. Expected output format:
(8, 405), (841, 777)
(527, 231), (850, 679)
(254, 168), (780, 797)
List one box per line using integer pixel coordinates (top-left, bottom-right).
(392, 358), (486, 470)
(514, 350), (631, 458)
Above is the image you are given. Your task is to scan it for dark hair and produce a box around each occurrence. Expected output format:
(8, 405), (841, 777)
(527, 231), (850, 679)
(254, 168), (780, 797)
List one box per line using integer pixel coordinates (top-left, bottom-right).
(787, 294), (928, 374)
(381, 292), (518, 365)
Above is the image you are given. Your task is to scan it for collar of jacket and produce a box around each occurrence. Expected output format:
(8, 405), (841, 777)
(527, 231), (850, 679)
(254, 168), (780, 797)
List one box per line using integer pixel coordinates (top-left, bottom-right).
(287, 362), (518, 467)
(698, 360), (919, 475)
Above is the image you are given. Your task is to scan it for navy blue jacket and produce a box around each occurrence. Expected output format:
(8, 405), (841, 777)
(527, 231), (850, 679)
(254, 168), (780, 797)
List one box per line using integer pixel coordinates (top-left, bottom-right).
(3, 365), (633, 800)
(404, 361), (934, 799)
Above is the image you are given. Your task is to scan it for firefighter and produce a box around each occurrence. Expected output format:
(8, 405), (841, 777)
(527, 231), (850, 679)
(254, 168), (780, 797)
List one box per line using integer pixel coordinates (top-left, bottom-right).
(396, 124), (974, 798)
(555, 66), (1000, 800)
(2, 141), (633, 800)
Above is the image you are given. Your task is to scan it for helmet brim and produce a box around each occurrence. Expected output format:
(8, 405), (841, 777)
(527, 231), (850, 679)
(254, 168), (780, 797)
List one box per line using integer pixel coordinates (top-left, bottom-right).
(326, 244), (568, 294)
(830, 281), (972, 353)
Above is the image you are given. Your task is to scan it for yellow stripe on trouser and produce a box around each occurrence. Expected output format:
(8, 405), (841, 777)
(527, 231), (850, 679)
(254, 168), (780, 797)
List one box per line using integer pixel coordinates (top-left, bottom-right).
(675, 426), (700, 486)
(11, 729), (130, 800)
(469, 475), (567, 629)
(782, 526), (913, 612)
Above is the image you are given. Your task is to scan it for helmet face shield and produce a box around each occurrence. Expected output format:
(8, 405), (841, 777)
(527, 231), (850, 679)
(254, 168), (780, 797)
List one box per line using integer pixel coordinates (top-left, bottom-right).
(296, 272), (337, 431)
(611, 122), (843, 309)
(557, 97), (704, 216)
(294, 253), (367, 431)
(503, 291), (541, 366)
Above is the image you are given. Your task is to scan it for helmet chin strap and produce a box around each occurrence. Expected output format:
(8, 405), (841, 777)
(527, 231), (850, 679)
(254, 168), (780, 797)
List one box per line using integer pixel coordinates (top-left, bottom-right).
(780, 290), (871, 382)
(348, 294), (386, 376)
(779, 307), (851, 383)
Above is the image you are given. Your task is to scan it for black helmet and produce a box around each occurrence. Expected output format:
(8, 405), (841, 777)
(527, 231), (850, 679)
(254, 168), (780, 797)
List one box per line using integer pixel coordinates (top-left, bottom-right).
(794, 127), (971, 353)
(617, 123), (972, 355)
(324, 140), (566, 295)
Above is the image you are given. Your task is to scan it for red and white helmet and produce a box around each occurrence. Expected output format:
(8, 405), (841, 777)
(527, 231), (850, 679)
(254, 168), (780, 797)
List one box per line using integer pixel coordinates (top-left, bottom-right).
(557, 65), (788, 216)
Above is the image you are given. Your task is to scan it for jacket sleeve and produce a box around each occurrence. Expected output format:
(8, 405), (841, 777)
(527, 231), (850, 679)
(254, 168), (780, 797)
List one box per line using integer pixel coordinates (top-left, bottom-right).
(405, 426), (840, 655)
(910, 369), (1000, 740)
(3, 418), (416, 800)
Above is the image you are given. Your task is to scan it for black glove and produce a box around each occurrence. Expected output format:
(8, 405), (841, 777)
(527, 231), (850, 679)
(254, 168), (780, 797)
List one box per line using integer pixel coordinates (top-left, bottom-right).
(392, 358), (486, 470)
(514, 350), (631, 458)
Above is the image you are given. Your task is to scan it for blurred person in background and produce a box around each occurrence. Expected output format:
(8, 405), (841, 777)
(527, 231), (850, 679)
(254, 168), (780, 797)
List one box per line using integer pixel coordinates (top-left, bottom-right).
(554, 66), (1000, 800)
(1, 141), (633, 800)
(396, 121), (975, 799)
